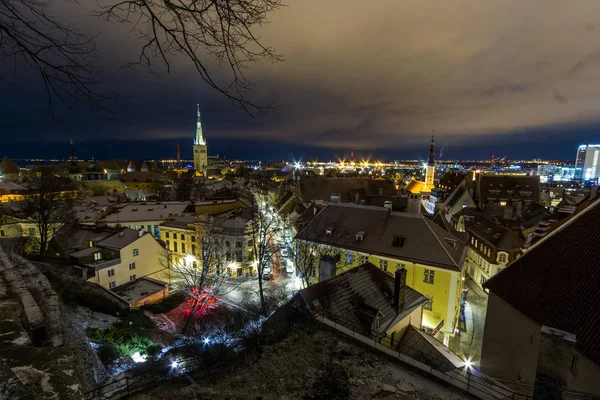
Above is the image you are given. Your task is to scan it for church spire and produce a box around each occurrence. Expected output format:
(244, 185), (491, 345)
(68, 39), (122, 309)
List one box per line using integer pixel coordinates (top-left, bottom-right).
(69, 139), (77, 164)
(427, 134), (435, 166)
(195, 104), (206, 145)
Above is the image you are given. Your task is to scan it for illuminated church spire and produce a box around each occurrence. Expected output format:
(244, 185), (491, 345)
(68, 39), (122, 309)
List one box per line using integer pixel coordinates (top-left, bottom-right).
(194, 104), (206, 146)
(192, 104), (208, 172)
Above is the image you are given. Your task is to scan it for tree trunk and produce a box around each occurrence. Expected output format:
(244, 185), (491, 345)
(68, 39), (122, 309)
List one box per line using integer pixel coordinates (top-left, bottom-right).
(258, 269), (266, 315)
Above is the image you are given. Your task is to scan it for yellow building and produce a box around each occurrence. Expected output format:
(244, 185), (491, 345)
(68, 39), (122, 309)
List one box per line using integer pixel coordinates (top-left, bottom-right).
(194, 198), (247, 215)
(68, 228), (170, 290)
(295, 203), (466, 339)
(159, 209), (256, 279)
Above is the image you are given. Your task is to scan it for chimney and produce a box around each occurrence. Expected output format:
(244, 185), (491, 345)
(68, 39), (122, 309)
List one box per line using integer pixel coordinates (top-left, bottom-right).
(393, 268), (407, 313)
(319, 254), (340, 282)
(515, 201), (523, 218)
(383, 200), (393, 211)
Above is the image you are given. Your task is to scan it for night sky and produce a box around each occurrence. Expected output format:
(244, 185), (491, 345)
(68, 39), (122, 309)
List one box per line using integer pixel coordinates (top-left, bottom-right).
(2, 0), (600, 162)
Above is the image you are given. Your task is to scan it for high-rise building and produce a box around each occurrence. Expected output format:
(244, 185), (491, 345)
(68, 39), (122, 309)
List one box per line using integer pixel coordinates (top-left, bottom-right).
(193, 104), (208, 172)
(575, 144), (600, 182)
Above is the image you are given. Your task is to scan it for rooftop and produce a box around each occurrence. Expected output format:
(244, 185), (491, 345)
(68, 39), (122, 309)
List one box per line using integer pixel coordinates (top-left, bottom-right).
(296, 203), (466, 271)
(299, 263), (428, 336)
(484, 199), (600, 366)
(113, 277), (167, 304)
(103, 202), (193, 223)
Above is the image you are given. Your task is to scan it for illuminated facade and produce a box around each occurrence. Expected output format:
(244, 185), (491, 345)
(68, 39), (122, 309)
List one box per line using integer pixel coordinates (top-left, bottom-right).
(575, 144), (600, 182)
(193, 104), (208, 172)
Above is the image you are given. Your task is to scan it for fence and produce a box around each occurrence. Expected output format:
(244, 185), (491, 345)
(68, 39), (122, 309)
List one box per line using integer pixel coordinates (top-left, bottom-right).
(313, 311), (531, 400)
(82, 320), (299, 400)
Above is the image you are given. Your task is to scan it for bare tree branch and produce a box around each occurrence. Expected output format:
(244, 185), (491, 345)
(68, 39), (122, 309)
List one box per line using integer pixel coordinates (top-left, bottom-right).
(94, 0), (283, 115)
(0, 0), (112, 113)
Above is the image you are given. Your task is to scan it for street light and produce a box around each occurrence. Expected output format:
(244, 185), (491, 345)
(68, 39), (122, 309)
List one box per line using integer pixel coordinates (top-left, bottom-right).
(171, 360), (179, 369)
(204, 337), (210, 345)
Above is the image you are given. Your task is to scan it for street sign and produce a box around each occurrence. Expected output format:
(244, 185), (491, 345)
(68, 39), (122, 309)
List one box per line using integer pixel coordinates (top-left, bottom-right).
(431, 319), (444, 336)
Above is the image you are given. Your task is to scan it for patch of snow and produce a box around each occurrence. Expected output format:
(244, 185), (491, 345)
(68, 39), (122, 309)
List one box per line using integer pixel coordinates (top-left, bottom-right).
(11, 332), (31, 346)
(67, 384), (80, 392)
(0, 331), (16, 336)
(11, 366), (58, 400)
(63, 370), (74, 377)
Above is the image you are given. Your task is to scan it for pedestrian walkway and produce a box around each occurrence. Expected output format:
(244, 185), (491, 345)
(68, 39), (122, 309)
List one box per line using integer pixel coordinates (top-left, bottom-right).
(447, 277), (488, 365)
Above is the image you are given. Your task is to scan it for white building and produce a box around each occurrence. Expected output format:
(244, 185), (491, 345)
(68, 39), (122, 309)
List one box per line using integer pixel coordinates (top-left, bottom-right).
(575, 144), (600, 182)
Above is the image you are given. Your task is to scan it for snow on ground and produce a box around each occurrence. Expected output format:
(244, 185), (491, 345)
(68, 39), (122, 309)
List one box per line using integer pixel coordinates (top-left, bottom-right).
(129, 324), (473, 400)
(73, 306), (118, 330)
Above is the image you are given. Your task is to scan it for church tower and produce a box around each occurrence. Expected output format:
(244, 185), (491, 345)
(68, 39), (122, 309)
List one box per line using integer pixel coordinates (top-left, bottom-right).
(425, 135), (435, 190)
(193, 104), (208, 172)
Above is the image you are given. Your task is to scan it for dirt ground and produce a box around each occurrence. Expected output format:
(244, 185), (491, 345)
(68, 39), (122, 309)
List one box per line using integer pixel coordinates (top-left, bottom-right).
(129, 324), (473, 400)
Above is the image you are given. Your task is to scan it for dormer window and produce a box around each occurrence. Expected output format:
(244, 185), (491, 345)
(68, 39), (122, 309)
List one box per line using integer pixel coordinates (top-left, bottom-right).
(356, 231), (365, 241)
(498, 253), (508, 263)
(391, 236), (405, 248)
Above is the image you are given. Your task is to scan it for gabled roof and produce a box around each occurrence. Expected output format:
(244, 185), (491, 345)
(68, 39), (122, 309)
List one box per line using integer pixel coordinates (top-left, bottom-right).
(405, 179), (425, 194)
(296, 203), (466, 271)
(466, 214), (524, 250)
(484, 200), (600, 366)
(438, 171), (467, 192)
(51, 224), (116, 254)
(299, 263), (428, 336)
(298, 177), (395, 203)
(0, 157), (19, 174)
(96, 228), (146, 250)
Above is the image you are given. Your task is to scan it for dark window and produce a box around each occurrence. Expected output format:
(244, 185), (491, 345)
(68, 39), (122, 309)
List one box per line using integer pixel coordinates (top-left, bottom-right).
(166, 232), (169, 238)
(236, 250), (243, 262)
(192, 245), (196, 254)
(391, 236), (405, 248)
(181, 243), (186, 253)
(191, 236), (196, 243)
(570, 354), (578, 377)
(236, 241), (242, 249)
(180, 234), (185, 240)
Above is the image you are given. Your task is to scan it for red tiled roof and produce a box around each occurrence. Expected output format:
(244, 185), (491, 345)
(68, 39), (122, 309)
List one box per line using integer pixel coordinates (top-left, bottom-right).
(484, 200), (600, 366)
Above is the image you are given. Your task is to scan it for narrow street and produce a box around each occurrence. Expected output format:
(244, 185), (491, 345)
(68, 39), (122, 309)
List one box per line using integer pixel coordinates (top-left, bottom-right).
(447, 277), (488, 366)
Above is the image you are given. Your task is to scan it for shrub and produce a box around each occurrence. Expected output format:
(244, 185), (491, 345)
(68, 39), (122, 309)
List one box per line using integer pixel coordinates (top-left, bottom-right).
(87, 326), (153, 357)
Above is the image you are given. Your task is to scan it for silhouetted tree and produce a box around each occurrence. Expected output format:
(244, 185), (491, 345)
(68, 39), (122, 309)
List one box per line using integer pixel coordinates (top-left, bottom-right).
(1, 0), (282, 113)
(21, 167), (76, 260)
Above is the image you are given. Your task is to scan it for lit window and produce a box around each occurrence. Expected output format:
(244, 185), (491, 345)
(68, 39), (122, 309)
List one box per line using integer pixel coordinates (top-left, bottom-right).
(133, 248), (139, 256)
(130, 274), (136, 282)
(379, 259), (388, 272)
(424, 269), (434, 284)
(107, 269), (115, 277)
(129, 262), (136, 270)
(108, 281), (116, 289)
(500, 201), (507, 206)
(94, 252), (102, 261)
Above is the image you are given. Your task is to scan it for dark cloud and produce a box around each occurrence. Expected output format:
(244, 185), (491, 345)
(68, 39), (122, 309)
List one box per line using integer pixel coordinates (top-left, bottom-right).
(2, 0), (600, 160)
